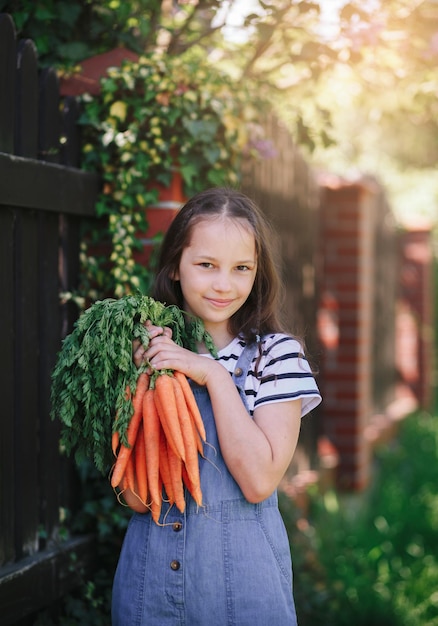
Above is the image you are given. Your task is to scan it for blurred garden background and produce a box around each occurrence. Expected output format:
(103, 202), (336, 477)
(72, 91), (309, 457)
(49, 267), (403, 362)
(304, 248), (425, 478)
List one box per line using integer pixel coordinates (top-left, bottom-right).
(1, 1), (438, 624)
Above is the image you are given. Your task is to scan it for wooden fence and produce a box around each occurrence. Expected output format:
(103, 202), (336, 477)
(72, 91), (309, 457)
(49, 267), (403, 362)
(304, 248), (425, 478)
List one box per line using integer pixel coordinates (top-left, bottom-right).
(242, 114), (322, 475)
(0, 14), (99, 625)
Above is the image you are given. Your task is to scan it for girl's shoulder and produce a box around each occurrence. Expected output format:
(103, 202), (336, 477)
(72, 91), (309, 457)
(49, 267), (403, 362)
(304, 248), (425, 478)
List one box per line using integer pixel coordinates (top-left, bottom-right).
(216, 333), (304, 363)
(255, 333), (322, 417)
(215, 333), (310, 377)
(257, 332), (313, 377)
(216, 333), (321, 416)
(260, 332), (305, 356)
(215, 336), (247, 372)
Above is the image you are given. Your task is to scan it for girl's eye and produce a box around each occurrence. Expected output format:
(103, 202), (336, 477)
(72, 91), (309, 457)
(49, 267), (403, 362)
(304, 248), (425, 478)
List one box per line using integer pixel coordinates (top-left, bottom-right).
(236, 265), (251, 272)
(199, 262), (213, 268)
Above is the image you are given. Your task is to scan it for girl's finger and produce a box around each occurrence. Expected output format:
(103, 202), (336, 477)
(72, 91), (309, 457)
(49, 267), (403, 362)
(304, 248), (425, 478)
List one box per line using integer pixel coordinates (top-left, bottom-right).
(146, 322), (166, 339)
(146, 320), (172, 338)
(133, 351), (146, 368)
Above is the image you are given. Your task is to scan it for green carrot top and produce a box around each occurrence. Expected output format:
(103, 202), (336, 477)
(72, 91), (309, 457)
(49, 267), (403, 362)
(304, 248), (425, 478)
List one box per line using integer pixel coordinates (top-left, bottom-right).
(50, 292), (217, 473)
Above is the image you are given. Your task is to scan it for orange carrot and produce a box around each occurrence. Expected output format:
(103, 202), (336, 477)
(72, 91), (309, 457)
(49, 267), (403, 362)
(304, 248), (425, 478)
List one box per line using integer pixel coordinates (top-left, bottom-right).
(111, 372), (149, 488)
(142, 388), (162, 507)
(134, 426), (148, 504)
(151, 478), (163, 524)
(166, 442), (186, 513)
(118, 473), (126, 494)
(112, 430), (120, 457)
(181, 464), (202, 508)
(191, 417), (204, 456)
(125, 449), (136, 492)
(173, 371), (206, 442)
(112, 371), (206, 521)
(151, 502), (161, 524)
(154, 375), (186, 461)
(112, 385), (131, 456)
(171, 376), (202, 505)
(158, 423), (175, 506)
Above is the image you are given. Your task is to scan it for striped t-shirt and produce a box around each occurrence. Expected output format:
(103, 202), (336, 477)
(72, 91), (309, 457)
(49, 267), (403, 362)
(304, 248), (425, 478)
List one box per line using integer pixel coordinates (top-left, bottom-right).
(202, 334), (321, 418)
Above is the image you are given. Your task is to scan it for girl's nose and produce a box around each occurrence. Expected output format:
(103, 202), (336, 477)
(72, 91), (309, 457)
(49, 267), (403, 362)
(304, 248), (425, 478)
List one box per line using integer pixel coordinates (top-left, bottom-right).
(212, 271), (231, 292)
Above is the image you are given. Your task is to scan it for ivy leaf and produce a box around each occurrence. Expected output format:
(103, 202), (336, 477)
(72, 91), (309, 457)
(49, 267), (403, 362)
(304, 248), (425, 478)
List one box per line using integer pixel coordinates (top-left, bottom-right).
(58, 42), (91, 63)
(180, 162), (198, 187)
(182, 118), (219, 142)
(110, 101), (128, 122)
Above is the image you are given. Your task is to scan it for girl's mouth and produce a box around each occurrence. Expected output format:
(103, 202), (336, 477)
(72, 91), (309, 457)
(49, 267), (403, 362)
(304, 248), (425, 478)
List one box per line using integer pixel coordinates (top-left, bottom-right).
(206, 298), (234, 308)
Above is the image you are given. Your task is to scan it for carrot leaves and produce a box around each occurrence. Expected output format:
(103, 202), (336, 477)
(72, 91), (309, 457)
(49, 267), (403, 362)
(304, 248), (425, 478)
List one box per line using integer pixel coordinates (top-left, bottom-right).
(50, 293), (216, 473)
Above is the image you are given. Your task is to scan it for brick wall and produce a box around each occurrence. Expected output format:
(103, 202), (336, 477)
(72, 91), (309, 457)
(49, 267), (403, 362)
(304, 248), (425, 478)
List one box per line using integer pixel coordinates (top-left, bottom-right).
(317, 175), (435, 491)
(318, 176), (378, 490)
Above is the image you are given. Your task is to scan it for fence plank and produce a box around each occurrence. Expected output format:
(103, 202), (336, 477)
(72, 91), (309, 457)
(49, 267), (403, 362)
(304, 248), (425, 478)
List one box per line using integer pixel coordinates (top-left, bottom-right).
(0, 153), (99, 215)
(60, 96), (82, 167)
(15, 38), (38, 158)
(39, 68), (61, 163)
(0, 207), (16, 567)
(0, 14), (16, 153)
(13, 209), (40, 559)
(37, 212), (63, 541)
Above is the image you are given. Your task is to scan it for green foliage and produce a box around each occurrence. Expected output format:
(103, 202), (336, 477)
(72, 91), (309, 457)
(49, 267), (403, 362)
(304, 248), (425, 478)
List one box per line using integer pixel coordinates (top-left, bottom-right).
(1, 0), (167, 68)
(51, 292), (217, 473)
(287, 411), (438, 625)
(79, 50), (267, 297)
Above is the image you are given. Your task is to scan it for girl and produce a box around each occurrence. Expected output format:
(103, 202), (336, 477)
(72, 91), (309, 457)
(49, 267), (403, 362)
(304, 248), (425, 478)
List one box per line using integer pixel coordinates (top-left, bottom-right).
(112, 187), (321, 626)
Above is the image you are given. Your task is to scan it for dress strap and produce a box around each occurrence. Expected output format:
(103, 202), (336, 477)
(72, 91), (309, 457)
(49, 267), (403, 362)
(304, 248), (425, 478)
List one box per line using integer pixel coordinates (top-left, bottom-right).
(231, 341), (259, 392)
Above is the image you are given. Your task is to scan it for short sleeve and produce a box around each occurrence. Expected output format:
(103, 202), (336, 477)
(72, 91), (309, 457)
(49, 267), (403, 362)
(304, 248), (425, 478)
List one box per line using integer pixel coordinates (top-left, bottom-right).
(254, 335), (322, 418)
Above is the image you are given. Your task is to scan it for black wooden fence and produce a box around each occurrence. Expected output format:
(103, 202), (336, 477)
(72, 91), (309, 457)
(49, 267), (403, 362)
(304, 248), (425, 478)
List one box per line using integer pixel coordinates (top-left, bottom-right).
(242, 114), (322, 472)
(0, 14), (99, 625)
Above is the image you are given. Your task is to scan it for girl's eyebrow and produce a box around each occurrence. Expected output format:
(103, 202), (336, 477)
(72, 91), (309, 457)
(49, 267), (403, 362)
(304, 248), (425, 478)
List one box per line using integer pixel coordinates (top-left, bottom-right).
(194, 255), (256, 264)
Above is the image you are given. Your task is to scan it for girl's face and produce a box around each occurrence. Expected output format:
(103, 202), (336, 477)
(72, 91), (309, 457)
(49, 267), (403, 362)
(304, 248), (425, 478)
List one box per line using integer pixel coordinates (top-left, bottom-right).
(175, 216), (257, 347)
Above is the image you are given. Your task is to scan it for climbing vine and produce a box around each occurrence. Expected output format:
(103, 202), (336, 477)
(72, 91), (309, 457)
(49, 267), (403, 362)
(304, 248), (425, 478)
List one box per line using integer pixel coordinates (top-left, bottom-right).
(78, 49), (269, 299)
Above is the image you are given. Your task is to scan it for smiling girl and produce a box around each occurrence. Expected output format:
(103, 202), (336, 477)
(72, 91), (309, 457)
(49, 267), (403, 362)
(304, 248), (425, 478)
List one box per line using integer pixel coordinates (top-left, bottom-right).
(111, 187), (321, 626)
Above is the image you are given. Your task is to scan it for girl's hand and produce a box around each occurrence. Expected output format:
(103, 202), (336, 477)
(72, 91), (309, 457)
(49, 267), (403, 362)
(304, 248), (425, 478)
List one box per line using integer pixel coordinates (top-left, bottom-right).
(132, 321), (173, 368)
(143, 323), (221, 386)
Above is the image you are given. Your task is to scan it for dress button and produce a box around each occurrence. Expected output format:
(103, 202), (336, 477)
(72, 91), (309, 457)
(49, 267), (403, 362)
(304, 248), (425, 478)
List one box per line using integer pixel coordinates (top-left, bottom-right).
(170, 560), (181, 571)
(172, 521), (183, 532)
(234, 367), (243, 376)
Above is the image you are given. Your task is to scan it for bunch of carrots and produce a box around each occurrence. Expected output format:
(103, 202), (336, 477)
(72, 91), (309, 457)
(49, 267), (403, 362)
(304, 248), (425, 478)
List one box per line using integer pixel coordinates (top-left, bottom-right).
(110, 370), (205, 524)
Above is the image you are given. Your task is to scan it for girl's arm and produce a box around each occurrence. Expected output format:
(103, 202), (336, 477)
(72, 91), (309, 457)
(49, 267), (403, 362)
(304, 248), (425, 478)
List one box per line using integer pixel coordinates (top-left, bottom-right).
(144, 330), (302, 504)
(205, 364), (302, 503)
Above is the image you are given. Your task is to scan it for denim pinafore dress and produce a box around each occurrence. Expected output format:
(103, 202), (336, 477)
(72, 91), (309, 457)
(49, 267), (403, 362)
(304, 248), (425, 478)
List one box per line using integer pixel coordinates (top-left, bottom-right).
(112, 342), (298, 626)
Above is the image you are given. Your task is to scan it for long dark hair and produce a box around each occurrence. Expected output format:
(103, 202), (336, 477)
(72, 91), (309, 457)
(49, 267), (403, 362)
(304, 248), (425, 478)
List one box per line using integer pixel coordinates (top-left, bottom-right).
(152, 187), (286, 343)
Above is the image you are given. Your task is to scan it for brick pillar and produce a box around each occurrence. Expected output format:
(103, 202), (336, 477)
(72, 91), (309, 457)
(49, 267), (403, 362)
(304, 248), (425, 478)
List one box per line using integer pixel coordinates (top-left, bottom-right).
(318, 176), (376, 490)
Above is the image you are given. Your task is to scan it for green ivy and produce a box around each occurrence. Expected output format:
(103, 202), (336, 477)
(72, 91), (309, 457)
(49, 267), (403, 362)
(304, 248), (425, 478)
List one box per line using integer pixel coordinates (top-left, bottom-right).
(78, 49), (268, 299)
(2, 0), (164, 68)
